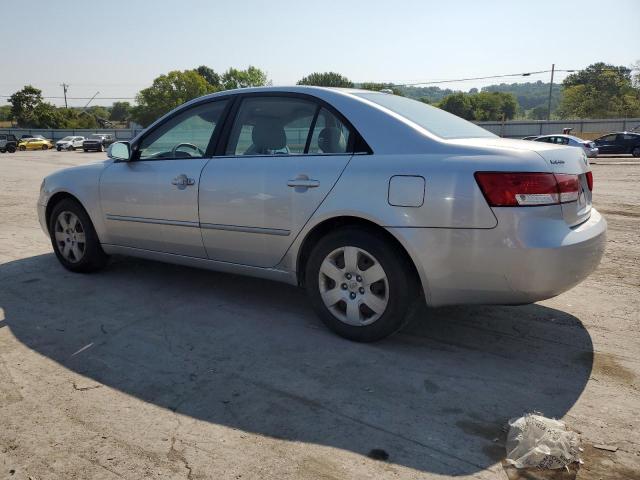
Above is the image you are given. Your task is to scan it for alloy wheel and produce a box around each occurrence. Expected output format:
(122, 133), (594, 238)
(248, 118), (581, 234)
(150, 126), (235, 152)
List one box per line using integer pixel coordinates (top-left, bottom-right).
(318, 246), (389, 326)
(54, 211), (86, 263)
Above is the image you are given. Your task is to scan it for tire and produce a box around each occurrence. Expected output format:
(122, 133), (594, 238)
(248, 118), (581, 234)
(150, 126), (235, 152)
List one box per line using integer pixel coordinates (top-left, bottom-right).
(48, 198), (108, 273)
(305, 227), (419, 342)
(70, 146), (75, 151)
(19, 145), (26, 151)
(56, 146), (62, 151)
(98, 144), (103, 152)
(41, 145), (48, 150)
(83, 149), (88, 152)
(0, 149), (5, 153)
(7, 146), (15, 153)
(632, 147), (640, 158)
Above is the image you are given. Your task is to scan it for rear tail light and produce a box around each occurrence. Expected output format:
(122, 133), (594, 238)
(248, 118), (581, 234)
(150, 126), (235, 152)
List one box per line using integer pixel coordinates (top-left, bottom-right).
(586, 171), (593, 191)
(474, 172), (581, 207)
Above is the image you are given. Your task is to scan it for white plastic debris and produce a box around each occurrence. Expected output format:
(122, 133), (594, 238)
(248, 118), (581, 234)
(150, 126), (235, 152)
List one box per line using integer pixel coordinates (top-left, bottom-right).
(505, 413), (581, 469)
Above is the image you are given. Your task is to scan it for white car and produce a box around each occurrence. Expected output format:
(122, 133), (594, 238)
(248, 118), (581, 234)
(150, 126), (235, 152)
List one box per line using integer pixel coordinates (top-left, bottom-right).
(56, 136), (85, 151)
(534, 134), (599, 158)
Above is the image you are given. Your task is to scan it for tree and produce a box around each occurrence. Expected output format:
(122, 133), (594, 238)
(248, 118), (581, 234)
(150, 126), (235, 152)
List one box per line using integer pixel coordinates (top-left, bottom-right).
(109, 101), (132, 122)
(297, 72), (353, 88)
(195, 65), (221, 89)
(438, 91), (517, 121)
(221, 66), (269, 90)
(0, 105), (12, 122)
(558, 62), (640, 118)
(131, 70), (213, 127)
(8, 85), (44, 126)
(438, 92), (474, 120)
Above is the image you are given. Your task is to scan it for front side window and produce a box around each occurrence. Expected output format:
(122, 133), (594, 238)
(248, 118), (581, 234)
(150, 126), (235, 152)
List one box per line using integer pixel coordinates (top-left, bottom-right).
(600, 134), (617, 142)
(138, 100), (227, 160)
(225, 97), (316, 155)
(307, 108), (351, 154)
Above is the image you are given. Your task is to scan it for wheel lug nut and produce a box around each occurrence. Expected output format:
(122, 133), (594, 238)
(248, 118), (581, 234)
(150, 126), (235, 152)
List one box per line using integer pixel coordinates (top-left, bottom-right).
(341, 283), (347, 290)
(345, 273), (352, 280)
(356, 275), (362, 282)
(359, 287), (365, 294)
(349, 292), (356, 299)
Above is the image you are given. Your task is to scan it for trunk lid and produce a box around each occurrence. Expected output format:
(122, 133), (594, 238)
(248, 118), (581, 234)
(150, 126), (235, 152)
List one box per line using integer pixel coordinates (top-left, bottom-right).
(452, 138), (592, 226)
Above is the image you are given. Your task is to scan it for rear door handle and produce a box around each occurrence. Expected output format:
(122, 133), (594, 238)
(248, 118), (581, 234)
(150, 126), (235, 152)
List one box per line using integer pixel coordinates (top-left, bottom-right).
(287, 175), (319, 189)
(171, 174), (195, 187)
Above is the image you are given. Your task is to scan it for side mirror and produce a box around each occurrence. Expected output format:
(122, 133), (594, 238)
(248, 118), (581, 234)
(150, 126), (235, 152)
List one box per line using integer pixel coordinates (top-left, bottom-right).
(107, 141), (131, 161)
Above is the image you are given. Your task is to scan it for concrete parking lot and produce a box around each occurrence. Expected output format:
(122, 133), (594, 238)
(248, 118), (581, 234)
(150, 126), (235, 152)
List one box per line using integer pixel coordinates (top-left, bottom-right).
(0, 149), (638, 479)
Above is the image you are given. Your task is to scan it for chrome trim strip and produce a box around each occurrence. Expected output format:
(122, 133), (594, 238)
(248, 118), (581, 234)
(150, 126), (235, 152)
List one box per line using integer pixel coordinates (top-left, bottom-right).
(200, 223), (290, 236)
(106, 214), (199, 228)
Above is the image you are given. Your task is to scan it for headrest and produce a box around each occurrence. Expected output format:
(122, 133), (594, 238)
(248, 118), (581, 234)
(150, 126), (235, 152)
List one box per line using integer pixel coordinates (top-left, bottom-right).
(318, 127), (346, 153)
(252, 119), (286, 152)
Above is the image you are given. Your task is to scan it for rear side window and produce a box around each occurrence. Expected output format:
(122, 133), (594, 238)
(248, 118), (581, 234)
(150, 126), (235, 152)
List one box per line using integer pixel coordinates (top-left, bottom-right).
(225, 97), (316, 155)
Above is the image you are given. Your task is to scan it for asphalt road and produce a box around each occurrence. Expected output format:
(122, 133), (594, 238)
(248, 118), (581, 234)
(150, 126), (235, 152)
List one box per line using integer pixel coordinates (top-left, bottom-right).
(1, 149), (638, 479)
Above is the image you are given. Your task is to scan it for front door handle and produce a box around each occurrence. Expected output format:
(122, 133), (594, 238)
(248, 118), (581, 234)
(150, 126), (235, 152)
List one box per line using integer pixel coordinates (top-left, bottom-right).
(171, 174), (195, 188)
(287, 174), (319, 189)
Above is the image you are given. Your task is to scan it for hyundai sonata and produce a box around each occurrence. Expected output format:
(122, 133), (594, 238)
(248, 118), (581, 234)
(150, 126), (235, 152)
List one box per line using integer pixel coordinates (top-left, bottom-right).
(38, 87), (606, 341)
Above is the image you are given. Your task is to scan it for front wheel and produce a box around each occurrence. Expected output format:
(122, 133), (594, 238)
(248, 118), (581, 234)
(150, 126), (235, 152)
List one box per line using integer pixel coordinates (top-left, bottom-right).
(19, 145), (26, 151)
(49, 198), (108, 273)
(632, 147), (640, 158)
(305, 228), (419, 342)
(41, 145), (48, 150)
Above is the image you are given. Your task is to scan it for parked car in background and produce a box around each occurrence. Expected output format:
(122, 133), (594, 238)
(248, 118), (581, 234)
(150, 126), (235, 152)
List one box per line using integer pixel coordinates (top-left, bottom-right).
(18, 138), (53, 151)
(534, 134), (599, 158)
(37, 86), (606, 342)
(56, 136), (85, 151)
(0, 133), (18, 153)
(20, 134), (46, 140)
(521, 136), (540, 141)
(83, 134), (115, 152)
(593, 132), (640, 157)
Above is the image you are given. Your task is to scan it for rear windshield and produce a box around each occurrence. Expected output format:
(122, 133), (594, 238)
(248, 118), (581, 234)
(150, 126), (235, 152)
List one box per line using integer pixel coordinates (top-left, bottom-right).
(354, 92), (495, 140)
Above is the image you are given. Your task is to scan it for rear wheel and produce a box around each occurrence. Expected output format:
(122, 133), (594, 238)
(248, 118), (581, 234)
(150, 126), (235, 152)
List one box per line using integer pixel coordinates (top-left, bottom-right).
(41, 145), (48, 150)
(83, 148), (88, 152)
(305, 228), (418, 342)
(48, 198), (108, 273)
(632, 147), (640, 158)
(56, 146), (61, 151)
(7, 145), (15, 153)
(19, 145), (26, 151)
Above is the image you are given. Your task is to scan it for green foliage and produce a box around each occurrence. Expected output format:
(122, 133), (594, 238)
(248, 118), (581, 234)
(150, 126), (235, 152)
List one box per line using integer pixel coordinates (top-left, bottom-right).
(131, 70), (214, 127)
(0, 105), (12, 121)
(195, 65), (221, 89)
(297, 72), (354, 88)
(109, 101), (132, 122)
(438, 91), (518, 121)
(437, 92), (474, 119)
(395, 85), (456, 103)
(221, 66), (269, 90)
(8, 85), (44, 126)
(482, 81), (561, 114)
(558, 62), (640, 118)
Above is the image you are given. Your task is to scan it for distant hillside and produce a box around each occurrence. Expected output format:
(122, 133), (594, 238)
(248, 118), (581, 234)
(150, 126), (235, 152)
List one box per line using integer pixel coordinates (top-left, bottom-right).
(395, 80), (563, 119)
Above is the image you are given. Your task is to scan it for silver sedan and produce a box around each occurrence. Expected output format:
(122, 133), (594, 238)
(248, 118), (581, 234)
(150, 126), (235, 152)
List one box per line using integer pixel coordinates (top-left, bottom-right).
(37, 87), (606, 341)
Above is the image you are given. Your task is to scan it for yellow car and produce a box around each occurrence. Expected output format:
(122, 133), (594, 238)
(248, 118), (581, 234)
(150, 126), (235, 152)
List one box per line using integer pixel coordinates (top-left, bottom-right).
(18, 138), (54, 151)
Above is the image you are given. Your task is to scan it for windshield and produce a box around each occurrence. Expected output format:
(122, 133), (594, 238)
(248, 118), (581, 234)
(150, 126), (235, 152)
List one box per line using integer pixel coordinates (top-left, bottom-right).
(61, 136), (73, 141)
(90, 134), (103, 139)
(354, 92), (495, 140)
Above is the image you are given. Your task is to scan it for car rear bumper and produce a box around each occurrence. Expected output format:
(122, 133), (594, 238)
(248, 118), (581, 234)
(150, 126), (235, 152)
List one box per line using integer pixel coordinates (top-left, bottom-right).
(388, 206), (606, 307)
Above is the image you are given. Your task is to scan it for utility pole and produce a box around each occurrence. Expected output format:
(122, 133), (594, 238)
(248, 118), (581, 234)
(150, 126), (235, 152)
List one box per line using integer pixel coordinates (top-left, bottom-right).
(60, 83), (69, 108)
(546, 64), (555, 121)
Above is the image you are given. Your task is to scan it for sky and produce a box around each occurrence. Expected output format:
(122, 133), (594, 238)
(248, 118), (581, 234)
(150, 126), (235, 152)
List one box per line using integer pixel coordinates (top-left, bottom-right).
(1, 0), (639, 106)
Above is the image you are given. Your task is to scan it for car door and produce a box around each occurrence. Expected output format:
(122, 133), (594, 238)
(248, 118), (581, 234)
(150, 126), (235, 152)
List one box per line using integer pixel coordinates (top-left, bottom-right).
(199, 95), (355, 267)
(595, 134), (618, 154)
(100, 99), (229, 257)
